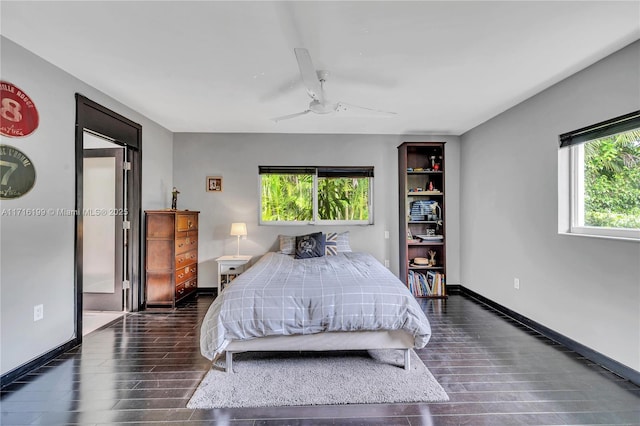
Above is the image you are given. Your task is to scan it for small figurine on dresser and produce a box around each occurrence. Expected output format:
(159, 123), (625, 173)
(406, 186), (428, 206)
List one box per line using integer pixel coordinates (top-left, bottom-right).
(171, 187), (180, 210)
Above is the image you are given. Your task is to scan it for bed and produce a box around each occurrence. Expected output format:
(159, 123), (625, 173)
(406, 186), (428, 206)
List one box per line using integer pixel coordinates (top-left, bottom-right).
(199, 251), (432, 372)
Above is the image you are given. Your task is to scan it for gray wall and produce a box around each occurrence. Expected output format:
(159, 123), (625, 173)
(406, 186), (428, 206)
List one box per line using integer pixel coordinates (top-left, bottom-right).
(173, 133), (461, 289)
(460, 40), (640, 371)
(0, 37), (173, 376)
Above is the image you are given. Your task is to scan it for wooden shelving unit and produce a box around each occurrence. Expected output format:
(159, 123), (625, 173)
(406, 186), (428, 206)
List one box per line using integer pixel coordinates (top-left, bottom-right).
(398, 142), (447, 298)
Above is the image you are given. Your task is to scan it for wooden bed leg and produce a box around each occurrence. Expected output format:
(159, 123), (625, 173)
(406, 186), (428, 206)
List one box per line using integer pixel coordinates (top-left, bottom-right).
(226, 351), (233, 373)
(404, 349), (411, 371)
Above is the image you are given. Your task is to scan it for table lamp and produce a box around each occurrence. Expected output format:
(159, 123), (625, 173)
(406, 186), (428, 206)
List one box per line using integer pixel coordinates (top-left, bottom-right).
(230, 222), (247, 257)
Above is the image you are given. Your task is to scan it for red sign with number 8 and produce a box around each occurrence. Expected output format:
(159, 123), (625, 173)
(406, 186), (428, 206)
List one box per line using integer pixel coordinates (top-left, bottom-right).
(0, 81), (39, 138)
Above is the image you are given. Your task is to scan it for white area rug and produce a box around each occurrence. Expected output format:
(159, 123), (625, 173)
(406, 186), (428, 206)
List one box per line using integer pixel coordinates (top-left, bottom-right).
(187, 349), (449, 408)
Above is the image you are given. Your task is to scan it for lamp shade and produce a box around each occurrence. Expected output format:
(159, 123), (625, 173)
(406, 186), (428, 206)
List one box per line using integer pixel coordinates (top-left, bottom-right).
(230, 222), (247, 236)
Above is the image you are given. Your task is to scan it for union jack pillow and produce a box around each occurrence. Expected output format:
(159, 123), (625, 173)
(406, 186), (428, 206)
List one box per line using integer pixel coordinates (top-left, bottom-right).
(324, 231), (351, 256)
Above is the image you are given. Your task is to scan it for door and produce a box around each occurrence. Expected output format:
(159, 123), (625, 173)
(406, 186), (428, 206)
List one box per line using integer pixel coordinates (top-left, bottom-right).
(82, 147), (125, 311)
(75, 94), (142, 345)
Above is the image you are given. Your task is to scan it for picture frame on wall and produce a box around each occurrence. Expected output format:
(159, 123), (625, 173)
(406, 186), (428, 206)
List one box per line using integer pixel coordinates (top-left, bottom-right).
(206, 176), (223, 192)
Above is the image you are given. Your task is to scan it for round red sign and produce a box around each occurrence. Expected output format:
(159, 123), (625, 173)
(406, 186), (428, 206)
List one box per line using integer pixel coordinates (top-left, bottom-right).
(0, 81), (39, 138)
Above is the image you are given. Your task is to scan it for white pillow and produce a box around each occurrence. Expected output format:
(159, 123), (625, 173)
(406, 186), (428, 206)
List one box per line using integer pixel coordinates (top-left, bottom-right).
(336, 231), (352, 252)
(278, 235), (296, 255)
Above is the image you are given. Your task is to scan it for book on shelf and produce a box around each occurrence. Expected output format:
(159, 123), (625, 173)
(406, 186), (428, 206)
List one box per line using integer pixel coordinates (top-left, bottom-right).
(407, 270), (445, 297)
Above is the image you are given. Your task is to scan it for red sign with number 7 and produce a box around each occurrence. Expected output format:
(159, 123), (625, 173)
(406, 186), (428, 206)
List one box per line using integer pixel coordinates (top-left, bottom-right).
(0, 81), (39, 138)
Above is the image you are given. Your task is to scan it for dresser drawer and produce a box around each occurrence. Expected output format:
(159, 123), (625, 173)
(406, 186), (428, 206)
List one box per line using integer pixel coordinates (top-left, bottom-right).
(176, 278), (197, 299)
(176, 213), (198, 232)
(175, 249), (197, 269)
(176, 264), (197, 284)
(146, 239), (173, 271)
(146, 214), (175, 238)
(146, 271), (174, 305)
(184, 278), (197, 292)
(175, 236), (198, 254)
(175, 282), (186, 299)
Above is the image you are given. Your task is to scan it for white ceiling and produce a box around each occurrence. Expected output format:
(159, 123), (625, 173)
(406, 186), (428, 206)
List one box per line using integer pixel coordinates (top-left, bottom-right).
(2, 1), (639, 135)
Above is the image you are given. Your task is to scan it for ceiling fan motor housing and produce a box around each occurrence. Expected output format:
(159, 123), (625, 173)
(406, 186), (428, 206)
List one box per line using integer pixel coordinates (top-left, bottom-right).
(309, 99), (335, 114)
(316, 70), (330, 82)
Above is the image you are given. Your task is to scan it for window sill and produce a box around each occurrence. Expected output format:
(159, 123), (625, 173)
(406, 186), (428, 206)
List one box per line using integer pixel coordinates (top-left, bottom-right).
(259, 222), (373, 226)
(559, 230), (640, 243)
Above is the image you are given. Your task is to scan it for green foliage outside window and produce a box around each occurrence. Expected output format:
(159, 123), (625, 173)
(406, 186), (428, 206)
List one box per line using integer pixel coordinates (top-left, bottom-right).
(583, 130), (640, 229)
(318, 177), (369, 221)
(261, 174), (313, 221)
(261, 174), (371, 222)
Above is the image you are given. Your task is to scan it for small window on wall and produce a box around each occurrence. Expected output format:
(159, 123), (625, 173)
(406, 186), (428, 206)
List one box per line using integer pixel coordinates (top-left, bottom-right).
(259, 166), (373, 225)
(559, 111), (640, 240)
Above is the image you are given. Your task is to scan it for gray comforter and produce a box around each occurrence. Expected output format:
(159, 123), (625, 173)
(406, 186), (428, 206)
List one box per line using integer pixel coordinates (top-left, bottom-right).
(200, 252), (432, 360)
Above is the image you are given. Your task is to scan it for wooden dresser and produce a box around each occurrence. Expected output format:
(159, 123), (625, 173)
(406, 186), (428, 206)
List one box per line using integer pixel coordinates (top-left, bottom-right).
(145, 210), (199, 307)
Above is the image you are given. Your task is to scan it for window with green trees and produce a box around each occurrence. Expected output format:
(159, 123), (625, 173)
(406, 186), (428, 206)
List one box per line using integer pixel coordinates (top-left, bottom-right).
(259, 166), (373, 224)
(561, 111), (640, 240)
(581, 130), (640, 229)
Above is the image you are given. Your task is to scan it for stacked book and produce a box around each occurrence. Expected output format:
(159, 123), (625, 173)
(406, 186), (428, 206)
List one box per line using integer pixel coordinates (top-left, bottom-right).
(407, 270), (446, 297)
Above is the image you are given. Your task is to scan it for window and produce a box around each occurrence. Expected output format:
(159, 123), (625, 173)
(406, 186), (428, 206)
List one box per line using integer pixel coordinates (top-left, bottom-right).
(259, 166), (373, 225)
(559, 111), (640, 240)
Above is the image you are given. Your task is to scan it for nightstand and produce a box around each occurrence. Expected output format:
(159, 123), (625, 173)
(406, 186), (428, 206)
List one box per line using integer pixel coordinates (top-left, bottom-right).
(216, 255), (252, 291)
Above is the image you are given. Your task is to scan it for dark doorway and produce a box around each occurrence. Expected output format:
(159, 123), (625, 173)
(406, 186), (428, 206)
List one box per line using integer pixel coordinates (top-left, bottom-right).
(75, 95), (142, 343)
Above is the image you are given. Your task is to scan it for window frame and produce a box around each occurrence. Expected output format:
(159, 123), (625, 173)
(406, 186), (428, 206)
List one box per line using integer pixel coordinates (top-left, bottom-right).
(259, 166), (374, 226)
(560, 111), (640, 242)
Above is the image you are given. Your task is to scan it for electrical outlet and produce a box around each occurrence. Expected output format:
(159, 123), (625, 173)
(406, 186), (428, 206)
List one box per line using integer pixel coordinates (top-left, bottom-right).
(384, 231), (389, 239)
(514, 278), (520, 290)
(384, 259), (390, 268)
(34, 304), (43, 321)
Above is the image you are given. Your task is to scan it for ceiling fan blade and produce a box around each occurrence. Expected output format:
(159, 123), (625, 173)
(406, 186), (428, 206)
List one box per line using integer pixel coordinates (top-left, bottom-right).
(271, 110), (311, 122)
(294, 48), (324, 103)
(336, 102), (397, 116)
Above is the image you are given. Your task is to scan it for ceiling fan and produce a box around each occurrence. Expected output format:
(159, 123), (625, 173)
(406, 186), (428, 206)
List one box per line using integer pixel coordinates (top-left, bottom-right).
(271, 48), (397, 122)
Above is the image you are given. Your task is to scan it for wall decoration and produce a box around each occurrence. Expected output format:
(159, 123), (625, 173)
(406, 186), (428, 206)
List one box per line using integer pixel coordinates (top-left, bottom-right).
(206, 176), (223, 192)
(0, 81), (39, 138)
(0, 145), (36, 199)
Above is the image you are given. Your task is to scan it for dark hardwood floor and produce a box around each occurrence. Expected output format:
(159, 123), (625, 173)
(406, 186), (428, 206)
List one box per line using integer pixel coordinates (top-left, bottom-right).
(2, 294), (639, 425)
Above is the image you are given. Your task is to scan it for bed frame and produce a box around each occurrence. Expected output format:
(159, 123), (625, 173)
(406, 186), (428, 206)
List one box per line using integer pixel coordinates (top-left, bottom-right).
(223, 330), (415, 373)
